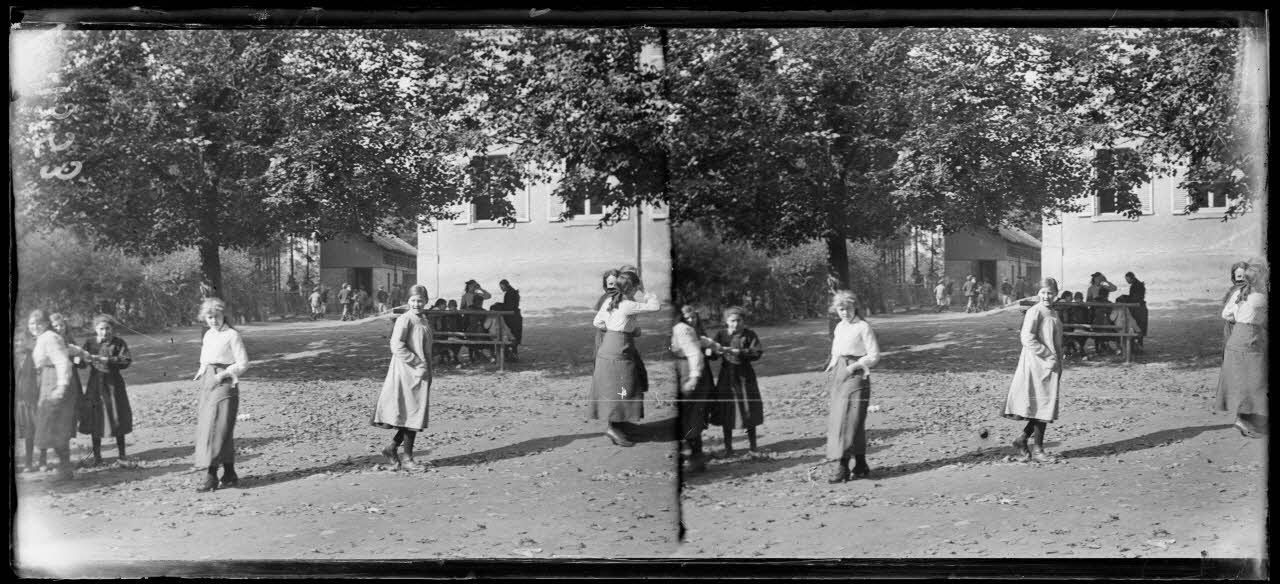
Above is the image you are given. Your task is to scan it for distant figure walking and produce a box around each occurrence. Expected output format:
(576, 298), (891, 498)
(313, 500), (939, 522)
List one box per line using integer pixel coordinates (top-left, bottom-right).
(1003, 280), (1064, 463)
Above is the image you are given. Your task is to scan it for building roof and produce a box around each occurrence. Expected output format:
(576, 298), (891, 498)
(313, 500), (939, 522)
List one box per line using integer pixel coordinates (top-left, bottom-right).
(998, 226), (1042, 249)
(371, 233), (418, 256)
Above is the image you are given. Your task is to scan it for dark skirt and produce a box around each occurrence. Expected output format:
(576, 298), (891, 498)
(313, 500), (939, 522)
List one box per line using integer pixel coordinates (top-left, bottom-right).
(594, 329), (647, 393)
(79, 368), (134, 437)
(589, 331), (645, 422)
(15, 353), (39, 439)
(675, 355), (716, 442)
(710, 361), (764, 429)
(194, 365), (240, 468)
(1131, 302), (1149, 340)
(1215, 323), (1268, 417)
(34, 365), (81, 450)
(503, 310), (523, 346)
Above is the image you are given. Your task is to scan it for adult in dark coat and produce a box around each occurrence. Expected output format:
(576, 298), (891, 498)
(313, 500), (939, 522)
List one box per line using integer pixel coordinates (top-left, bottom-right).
(497, 279), (523, 359)
(1123, 271), (1149, 349)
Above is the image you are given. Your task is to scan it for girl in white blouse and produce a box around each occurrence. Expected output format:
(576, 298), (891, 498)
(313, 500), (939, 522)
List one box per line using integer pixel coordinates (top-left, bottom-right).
(29, 309), (90, 481)
(822, 291), (881, 483)
(1216, 264), (1268, 438)
(192, 298), (250, 491)
(590, 271), (661, 447)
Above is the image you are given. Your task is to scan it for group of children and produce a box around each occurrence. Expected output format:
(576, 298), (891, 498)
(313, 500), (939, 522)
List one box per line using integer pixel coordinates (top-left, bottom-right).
(15, 312), (135, 479)
(674, 291), (883, 482)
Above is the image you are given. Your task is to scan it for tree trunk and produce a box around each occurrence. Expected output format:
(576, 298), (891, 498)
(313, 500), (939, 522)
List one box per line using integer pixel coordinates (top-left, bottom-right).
(198, 239), (224, 300)
(824, 232), (849, 337)
(824, 232), (850, 290)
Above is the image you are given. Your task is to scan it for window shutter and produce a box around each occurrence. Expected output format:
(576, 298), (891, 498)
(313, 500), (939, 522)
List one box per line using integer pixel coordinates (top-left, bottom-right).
(512, 185), (531, 223)
(1140, 182), (1155, 215)
(1077, 194), (1095, 217)
(453, 202), (470, 224)
(1168, 174), (1189, 215)
(546, 190), (567, 222)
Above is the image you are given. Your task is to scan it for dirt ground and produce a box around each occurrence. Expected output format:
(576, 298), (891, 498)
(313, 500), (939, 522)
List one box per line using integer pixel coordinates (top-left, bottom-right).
(13, 301), (1268, 573)
(14, 309), (681, 574)
(680, 302), (1268, 560)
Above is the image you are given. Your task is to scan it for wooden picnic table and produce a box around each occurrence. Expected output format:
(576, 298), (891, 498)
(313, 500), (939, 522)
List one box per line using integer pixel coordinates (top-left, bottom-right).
(389, 308), (518, 371)
(1049, 301), (1143, 363)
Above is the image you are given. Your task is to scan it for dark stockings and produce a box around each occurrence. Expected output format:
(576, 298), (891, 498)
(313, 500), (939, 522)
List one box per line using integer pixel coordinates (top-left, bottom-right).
(90, 435), (128, 463)
(687, 435), (703, 458)
(723, 426), (759, 453)
(393, 428), (418, 455)
(1022, 419), (1048, 449)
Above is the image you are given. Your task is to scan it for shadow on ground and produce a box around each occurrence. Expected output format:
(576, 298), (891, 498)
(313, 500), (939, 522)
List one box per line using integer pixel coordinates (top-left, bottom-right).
(21, 436), (285, 495)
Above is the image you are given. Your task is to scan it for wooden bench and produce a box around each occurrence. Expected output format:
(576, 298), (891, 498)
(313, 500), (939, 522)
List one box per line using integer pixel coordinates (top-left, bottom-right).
(1051, 301), (1143, 363)
(421, 309), (518, 371)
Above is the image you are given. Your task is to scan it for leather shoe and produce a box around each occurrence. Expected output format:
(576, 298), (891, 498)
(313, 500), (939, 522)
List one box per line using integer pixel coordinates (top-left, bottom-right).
(196, 473), (219, 492)
(826, 461), (850, 484)
(1012, 435), (1031, 460)
(605, 428), (635, 447)
(851, 463), (871, 479)
(1030, 448), (1059, 463)
(684, 454), (707, 474)
(220, 471), (240, 488)
(381, 444), (402, 468)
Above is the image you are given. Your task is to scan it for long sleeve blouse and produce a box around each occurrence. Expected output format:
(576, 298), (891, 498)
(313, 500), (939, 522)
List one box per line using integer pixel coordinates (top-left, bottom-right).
(593, 291), (661, 332)
(198, 324), (250, 382)
(1223, 289), (1268, 327)
(671, 322), (706, 375)
(32, 329), (74, 386)
(830, 318), (881, 371)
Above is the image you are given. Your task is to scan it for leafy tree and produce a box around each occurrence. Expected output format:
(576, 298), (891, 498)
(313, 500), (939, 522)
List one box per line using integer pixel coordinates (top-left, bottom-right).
(1049, 27), (1264, 219)
(460, 28), (1092, 288)
(12, 29), (468, 294)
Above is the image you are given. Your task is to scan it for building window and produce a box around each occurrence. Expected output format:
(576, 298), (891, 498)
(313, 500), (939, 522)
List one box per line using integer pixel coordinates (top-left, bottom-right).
(1188, 181), (1229, 210)
(1092, 147), (1139, 216)
(467, 154), (519, 223)
(570, 197), (606, 218)
(472, 195), (501, 222)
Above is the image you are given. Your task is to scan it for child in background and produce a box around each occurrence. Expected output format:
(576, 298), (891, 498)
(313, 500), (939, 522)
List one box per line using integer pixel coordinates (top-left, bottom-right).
(309, 288), (323, 321)
(443, 300), (463, 366)
(708, 307), (765, 455)
(1057, 291), (1080, 357)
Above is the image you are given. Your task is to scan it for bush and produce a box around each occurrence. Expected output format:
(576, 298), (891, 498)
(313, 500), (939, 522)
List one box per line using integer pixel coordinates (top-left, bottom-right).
(672, 223), (891, 324)
(15, 227), (270, 334)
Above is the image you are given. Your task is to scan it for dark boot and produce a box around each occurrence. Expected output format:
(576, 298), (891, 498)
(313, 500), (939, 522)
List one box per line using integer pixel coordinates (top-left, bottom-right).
(196, 468), (219, 492)
(220, 464), (240, 488)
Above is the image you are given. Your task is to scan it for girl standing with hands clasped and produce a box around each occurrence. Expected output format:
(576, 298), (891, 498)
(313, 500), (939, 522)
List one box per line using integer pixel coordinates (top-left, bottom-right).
(372, 285), (435, 469)
(193, 298), (250, 492)
(78, 315), (134, 466)
(1003, 280), (1065, 463)
(709, 307), (764, 455)
(822, 291), (880, 483)
(590, 271), (661, 447)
